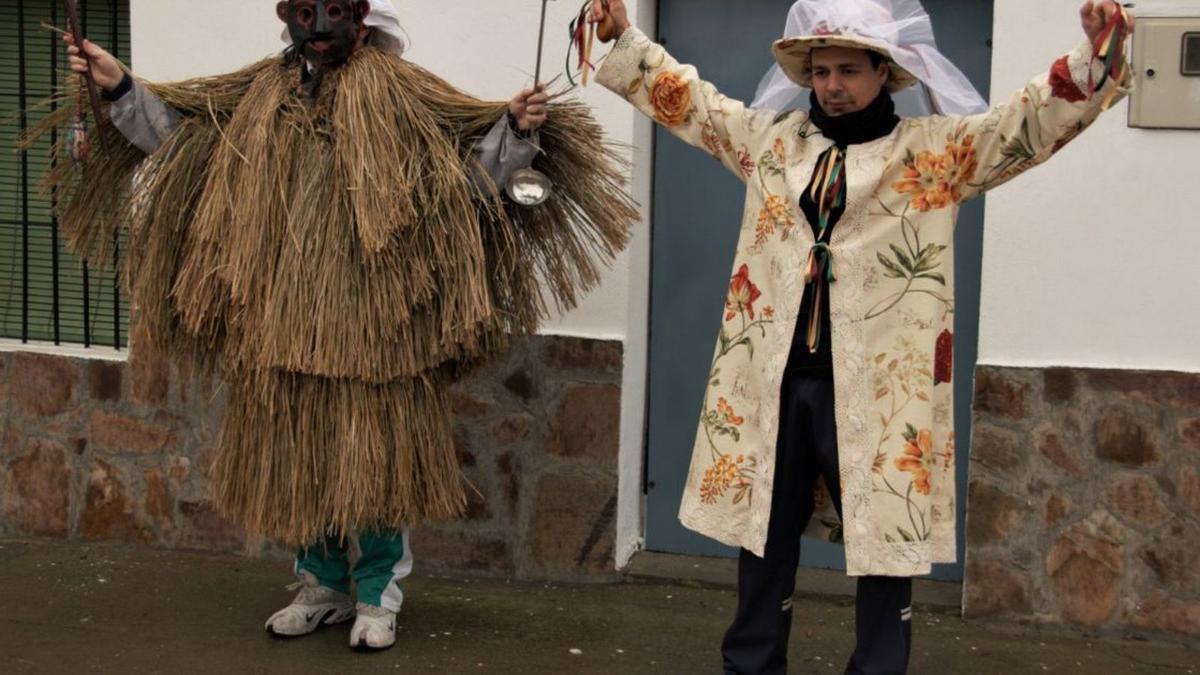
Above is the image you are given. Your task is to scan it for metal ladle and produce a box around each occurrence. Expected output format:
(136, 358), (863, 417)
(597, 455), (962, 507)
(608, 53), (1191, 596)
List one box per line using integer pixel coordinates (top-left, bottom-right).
(506, 0), (556, 207)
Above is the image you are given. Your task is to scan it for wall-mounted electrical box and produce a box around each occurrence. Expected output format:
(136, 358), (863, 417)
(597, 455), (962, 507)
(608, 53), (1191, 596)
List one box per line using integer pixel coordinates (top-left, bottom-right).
(1129, 0), (1200, 129)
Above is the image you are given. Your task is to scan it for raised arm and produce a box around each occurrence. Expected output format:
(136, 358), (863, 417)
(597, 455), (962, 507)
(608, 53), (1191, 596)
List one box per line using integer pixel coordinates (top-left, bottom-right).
(591, 0), (775, 183)
(923, 1), (1133, 202)
(66, 34), (181, 155)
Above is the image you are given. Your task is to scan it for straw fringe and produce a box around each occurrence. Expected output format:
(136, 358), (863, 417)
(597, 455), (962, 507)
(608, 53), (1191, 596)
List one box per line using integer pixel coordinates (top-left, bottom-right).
(22, 47), (637, 546)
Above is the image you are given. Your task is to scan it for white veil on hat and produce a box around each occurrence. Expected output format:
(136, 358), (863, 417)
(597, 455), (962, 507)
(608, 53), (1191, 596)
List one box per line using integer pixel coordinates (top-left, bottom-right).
(279, 0), (408, 58)
(752, 0), (987, 116)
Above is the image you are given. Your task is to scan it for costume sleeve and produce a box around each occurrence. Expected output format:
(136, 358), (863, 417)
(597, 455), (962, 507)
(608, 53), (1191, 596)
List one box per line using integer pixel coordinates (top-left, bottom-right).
(922, 31), (1131, 202)
(106, 75), (183, 155)
(596, 26), (775, 184)
(470, 114), (541, 194)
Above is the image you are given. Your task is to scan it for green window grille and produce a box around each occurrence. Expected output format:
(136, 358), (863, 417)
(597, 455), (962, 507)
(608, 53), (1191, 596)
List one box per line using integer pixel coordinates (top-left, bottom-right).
(0, 0), (131, 349)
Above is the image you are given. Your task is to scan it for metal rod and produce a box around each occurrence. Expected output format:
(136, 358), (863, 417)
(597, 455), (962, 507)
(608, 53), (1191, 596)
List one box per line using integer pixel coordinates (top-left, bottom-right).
(81, 0), (91, 348)
(109, 0), (121, 350)
(82, 262), (91, 348)
(18, 0), (30, 343)
(534, 0), (550, 86)
(50, 1), (62, 345)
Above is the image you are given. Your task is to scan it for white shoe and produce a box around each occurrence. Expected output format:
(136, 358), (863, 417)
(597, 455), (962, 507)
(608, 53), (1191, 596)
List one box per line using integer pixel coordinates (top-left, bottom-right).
(349, 602), (397, 650)
(265, 571), (355, 638)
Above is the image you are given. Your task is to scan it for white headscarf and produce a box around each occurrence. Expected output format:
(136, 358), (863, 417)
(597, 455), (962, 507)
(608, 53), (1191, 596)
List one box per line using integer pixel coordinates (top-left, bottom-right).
(279, 0), (408, 58)
(753, 0), (987, 116)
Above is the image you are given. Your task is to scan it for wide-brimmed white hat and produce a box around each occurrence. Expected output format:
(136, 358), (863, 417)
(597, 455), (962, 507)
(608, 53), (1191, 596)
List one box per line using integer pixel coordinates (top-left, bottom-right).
(755, 0), (987, 115)
(772, 31), (919, 93)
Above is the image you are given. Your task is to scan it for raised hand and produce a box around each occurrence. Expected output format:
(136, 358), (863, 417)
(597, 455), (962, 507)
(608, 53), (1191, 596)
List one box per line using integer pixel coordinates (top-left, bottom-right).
(1080, 0), (1135, 44)
(509, 86), (550, 132)
(589, 0), (630, 43)
(63, 32), (124, 92)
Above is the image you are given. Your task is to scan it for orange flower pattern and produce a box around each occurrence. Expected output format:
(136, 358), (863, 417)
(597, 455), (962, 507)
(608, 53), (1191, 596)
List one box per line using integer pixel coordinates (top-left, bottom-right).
(717, 397), (744, 426)
(700, 453), (752, 505)
(725, 264), (762, 321)
(892, 135), (978, 212)
(895, 426), (938, 496)
(650, 72), (693, 127)
(753, 195), (795, 252)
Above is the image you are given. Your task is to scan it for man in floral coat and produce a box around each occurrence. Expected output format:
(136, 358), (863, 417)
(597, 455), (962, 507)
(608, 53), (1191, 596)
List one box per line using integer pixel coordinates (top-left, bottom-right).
(590, 0), (1132, 672)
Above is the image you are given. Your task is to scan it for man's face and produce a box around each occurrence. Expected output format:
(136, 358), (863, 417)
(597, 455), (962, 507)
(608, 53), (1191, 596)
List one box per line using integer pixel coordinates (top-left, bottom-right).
(810, 47), (889, 116)
(276, 0), (371, 69)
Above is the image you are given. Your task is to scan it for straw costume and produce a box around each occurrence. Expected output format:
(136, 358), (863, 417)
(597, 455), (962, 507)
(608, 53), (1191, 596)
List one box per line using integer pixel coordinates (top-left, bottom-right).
(28, 0), (636, 650)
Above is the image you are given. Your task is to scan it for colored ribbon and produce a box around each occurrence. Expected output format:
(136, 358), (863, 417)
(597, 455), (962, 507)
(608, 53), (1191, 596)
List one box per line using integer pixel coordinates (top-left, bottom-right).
(802, 241), (836, 353)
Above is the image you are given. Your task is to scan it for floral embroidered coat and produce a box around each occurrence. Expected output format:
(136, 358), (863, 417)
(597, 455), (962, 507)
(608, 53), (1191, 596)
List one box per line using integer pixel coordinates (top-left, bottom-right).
(597, 27), (1127, 576)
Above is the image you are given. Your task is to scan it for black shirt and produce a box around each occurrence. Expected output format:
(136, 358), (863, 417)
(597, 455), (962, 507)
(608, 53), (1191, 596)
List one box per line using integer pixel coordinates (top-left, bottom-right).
(784, 91), (900, 379)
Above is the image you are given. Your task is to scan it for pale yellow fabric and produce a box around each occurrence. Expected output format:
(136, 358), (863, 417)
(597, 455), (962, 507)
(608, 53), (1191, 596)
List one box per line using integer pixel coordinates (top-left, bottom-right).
(598, 26), (1127, 576)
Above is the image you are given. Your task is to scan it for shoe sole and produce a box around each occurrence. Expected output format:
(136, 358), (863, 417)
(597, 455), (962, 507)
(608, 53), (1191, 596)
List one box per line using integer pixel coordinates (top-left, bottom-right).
(266, 606), (354, 639)
(351, 638), (395, 652)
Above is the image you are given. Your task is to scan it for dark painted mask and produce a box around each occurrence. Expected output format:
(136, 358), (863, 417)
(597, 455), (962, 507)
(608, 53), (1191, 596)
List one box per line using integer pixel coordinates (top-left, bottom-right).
(277, 0), (371, 70)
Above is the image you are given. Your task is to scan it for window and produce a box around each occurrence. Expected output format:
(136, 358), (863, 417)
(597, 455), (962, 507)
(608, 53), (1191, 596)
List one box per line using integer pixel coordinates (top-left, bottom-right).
(0, 0), (130, 349)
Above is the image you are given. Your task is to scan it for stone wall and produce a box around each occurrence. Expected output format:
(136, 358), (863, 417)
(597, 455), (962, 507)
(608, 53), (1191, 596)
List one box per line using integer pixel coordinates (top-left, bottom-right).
(964, 365), (1200, 639)
(0, 333), (623, 581)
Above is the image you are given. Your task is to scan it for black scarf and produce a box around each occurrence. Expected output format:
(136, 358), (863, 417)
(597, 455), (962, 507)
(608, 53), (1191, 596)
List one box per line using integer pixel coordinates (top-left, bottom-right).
(807, 89), (900, 147)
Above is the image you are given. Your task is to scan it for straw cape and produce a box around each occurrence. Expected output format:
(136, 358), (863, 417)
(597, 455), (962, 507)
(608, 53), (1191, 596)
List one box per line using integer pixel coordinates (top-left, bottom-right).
(26, 47), (637, 547)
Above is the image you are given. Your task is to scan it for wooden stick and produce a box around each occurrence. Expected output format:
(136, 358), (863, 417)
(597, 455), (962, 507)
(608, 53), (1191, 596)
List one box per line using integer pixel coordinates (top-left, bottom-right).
(583, 19), (595, 86)
(62, 0), (109, 152)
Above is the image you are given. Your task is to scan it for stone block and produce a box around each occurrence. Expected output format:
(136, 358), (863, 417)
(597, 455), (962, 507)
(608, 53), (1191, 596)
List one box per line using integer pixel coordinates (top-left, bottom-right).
(144, 469), (174, 532)
(1, 440), (71, 537)
(492, 413), (534, 444)
(502, 369), (538, 401)
(1045, 494), (1070, 527)
(1127, 593), (1200, 636)
(1043, 368), (1077, 404)
(543, 336), (623, 372)
(1094, 411), (1157, 467)
(1180, 418), (1200, 453)
(88, 411), (174, 454)
(1046, 515), (1124, 627)
(1138, 521), (1200, 592)
(971, 425), (1027, 476)
(87, 361), (123, 402)
(1108, 474), (1170, 528)
(1086, 370), (1200, 408)
(528, 471), (617, 575)
(973, 369), (1026, 421)
(10, 353), (77, 417)
(549, 384), (621, 462)
(448, 388), (492, 419)
(963, 558), (1031, 618)
(1039, 432), (1084, 478)
(80, 459), (154, 544)
(965, 480), (1022, 547)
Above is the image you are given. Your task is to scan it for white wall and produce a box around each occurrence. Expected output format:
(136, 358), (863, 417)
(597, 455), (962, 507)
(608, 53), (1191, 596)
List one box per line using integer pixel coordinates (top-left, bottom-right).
(127, 0), (656, 567)
(979, 0), (1200, 372)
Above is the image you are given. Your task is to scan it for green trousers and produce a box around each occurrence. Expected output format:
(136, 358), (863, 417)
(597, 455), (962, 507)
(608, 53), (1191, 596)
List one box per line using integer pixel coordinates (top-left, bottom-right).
(295, 529), (412, 612)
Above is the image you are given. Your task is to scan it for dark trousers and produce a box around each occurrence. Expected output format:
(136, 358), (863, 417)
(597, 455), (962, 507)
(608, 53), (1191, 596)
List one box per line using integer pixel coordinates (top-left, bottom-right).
(721, 375), (913, 675)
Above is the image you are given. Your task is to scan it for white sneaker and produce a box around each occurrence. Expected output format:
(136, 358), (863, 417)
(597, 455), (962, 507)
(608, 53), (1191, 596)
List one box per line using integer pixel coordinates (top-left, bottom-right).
(349, 602), (397, 650)
(265, 571), (355, 638)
